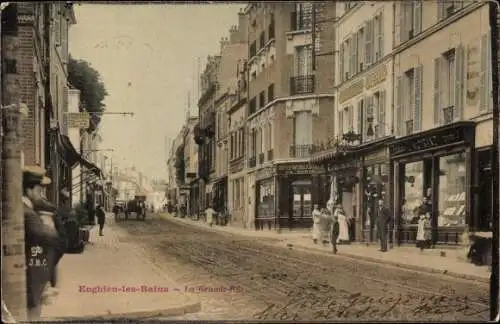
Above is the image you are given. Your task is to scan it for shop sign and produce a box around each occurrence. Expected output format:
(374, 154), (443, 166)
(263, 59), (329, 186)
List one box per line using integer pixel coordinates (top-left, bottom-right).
(256, 167), (274, 181)
(364, 149), (388, 165)
(339, 79), (364, 104)
(338, 64), (388, 104)
(365, 64), (388, 90)
(276, 163), (323, 176)
(230, 158), (245, 174)
(66, 112), (90, 129)
(389, 125), (471, 156)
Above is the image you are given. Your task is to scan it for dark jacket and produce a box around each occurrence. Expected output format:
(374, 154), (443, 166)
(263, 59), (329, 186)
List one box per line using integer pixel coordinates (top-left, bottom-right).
(375, 206), (392, 230)
(331, 220), (340, 238)
(23, 196), (59, 308)
(96, 208), (106, 225)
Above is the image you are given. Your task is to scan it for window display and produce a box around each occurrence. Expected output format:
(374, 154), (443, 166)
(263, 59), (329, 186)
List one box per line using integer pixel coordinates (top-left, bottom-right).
(257, 180), (274, 219)
(437, 153), (466, 227)
(401, 161), (424, 225)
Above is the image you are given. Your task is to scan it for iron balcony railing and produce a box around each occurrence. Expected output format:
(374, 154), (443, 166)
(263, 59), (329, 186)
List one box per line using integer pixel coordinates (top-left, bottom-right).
(290, 75), (315, 95)
(289, 144), (313, 158)
(248, 156), (256, 168)
(259, 152), (265, 164)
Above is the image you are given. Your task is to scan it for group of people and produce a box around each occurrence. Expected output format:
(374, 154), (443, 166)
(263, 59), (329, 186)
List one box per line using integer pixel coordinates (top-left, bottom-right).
(312, 198), (393, 253)
(203, 205), (229, 226)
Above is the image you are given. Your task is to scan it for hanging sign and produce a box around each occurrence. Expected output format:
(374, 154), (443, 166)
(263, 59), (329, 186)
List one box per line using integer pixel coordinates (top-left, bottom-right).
(65, 112), (90, 129)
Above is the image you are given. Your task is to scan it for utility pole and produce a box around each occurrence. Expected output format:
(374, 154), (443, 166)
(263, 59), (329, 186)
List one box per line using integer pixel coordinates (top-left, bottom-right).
(489, 1), (499, 320)
(1, 3), (27, 322)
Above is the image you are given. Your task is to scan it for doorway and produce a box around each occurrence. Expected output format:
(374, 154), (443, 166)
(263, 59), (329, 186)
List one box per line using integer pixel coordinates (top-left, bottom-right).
(290, 179), (312, 228)
(476, 149), (493, 231)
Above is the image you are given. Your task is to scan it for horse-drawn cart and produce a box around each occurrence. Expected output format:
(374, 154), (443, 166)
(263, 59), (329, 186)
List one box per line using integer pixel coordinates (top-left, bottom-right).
(115, 194), (147, 221)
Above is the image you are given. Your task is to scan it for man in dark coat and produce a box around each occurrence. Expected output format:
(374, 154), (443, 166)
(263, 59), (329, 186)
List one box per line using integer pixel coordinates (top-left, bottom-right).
(96, 205), (106, 236)
(375, 198), (392, 252)
(22, 166), (61, 321)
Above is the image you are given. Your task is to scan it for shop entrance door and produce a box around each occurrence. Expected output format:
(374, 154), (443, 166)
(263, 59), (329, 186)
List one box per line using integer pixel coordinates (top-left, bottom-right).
(476, 150), (493, 230)
(291, 180), (312, 228)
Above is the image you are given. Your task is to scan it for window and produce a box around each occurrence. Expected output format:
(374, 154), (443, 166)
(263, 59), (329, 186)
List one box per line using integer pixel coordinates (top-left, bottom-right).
(251, 71), (257, 81)
(400, 1), (422, 44)
(250, 41), (257, 58)
(293, 112), (312, 157)
(344, 2), (356, 11)
(434, 46), (463, 126)
(268, 14), (275, 40)
(295, 45), (313, 76)
(267, 123), (272, 152)
(404, 69), (415, 134)
(230, 132), (235, 160)
(438, 1), (464, 20)
(480, 33), (493, 112)
(294, 3), (313, 31)
(268, 83), (275, 102)
(259, 91), (266, 109)
(239, 128), (245, 157)
(251, 128), (257, 157)
(249, 97), (257, 115)
(400, 160), (431, 227)
(339, 42), (345, 83)
(437, 153), (466, 227)
(342, 106), (354, 134)
(259, 31), (266, 49)
(374, 13), (384, 61)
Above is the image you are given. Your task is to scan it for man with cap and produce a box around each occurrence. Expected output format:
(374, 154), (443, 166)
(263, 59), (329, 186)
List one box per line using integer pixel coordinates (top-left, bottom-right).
(22, 166), (60, 321)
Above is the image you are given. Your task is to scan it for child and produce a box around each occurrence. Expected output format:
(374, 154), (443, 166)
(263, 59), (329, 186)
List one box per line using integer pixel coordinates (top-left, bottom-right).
(416, 213), (431, 251)
(330, 214), (340, 254)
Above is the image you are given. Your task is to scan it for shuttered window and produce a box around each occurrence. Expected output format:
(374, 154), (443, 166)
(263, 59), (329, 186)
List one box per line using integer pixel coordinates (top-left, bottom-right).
(339, 43), (345, 83)
(399, 2), (421, 44)
(413, 65), (423, 132)
(434, 58), (442, 126)
(454, 46), (465, 120)
(338, 110), (344, 136)
(378, 90), (386, 137)
(375, 13), (383, 61)
(403, 69), (415, 135)
(365, 19), (373, 67)
(480, 32), (492, 112)
(357, 27), (365, 72)
(294, 112), (313, 145)
(352, 33), (358, 76)
(356, 100), (364, 135)
(395, 76), (403, 136)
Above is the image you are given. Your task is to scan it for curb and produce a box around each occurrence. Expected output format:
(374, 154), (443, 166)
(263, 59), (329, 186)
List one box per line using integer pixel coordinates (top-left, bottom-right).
(41, 299), (202, 321)
(285, 242), (490, 284)
(160, 214), (490, 284)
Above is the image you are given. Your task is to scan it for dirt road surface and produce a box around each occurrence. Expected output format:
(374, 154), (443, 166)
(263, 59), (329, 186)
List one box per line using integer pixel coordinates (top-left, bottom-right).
(115, 215), (489, 321)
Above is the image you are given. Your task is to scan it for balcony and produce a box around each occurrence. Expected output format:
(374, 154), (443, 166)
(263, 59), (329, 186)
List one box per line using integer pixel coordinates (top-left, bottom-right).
(248, 156), (256, 168)
(258, 152), (265, 164)
(289, 144), (313, 158)
(267, 149), (274, 161)
(290, 75), (315, 95)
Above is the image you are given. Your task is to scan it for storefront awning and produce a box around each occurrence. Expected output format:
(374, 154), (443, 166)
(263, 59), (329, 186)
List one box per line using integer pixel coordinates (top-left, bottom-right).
(58, 134), (104, 178)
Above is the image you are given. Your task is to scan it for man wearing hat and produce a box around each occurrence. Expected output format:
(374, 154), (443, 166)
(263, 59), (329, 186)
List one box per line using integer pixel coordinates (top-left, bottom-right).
(22, 166), (60, 321)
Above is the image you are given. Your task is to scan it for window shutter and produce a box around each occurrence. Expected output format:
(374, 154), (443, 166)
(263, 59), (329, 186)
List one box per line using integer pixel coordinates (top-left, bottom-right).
(394, 3), (401, 45)
(338, 110), (343, 136)
(480, 34), (487, 112)
(414, 1), (422, 35)
(454, 45), (465, 120)
(365, 20), (372, 67)
(352, 33), (358, 75)
(399, 3), (406, 44)
(486, 31), (492, 111)
(434, 58), (442, 126)
(357, 100), (363, 136)
(395, 76), (403, 136)
(379, 90), (386, 137)
(339, 43), (344, 83)
(378, 13), (384, 59)
(414, 65), (423, 132)
(437, 1), (445, 21)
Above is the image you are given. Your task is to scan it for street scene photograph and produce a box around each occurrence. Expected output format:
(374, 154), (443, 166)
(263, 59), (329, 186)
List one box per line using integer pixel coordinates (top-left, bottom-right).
(1, 1), (499, 322)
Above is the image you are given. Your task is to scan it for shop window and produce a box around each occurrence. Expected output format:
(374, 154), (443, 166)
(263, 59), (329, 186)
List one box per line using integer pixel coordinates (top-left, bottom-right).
(362, 164), (390, 242)
(400, 160), (432, 226)
(437, 153), (466, 227)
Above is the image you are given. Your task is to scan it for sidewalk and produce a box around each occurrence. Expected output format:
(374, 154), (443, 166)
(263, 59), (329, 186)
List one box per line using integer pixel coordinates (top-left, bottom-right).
(161, 214), (490, 283)
(40, 214), (201, 321)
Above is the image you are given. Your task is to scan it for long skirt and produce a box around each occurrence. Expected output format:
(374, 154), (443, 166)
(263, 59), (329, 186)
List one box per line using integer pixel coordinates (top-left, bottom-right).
(312, 223), (322, 241)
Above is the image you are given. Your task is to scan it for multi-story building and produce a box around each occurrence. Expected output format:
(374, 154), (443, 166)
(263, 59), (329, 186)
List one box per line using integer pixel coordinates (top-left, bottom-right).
(182, 116), (199, 216)
(311, 1), (395, 243)
(228, 58), (249, 228)
(166, 126), (188, 206)
(213, 14), (248, 217)
(245, 2), (335, 230)
(388, 1), (494, 245)
(196, 56), (220, 212)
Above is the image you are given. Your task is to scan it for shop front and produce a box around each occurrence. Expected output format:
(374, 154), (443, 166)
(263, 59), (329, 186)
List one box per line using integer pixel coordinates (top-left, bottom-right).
(189, 179), (201, 219)
(275, 162), (325, 230)
(358, 137), (394, 243)
(389, 121), (475, 246)
(213, 176), (228, 217)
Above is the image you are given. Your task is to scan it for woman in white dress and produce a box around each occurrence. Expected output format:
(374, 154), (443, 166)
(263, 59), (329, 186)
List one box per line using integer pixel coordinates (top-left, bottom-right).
(311, 204), (322, 244)
(334, 204), (350, 244)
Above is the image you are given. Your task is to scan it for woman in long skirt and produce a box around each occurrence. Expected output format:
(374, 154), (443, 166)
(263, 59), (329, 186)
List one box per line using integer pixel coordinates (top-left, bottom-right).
(311, 204), (322, 244)
(334, 204), (350, 244)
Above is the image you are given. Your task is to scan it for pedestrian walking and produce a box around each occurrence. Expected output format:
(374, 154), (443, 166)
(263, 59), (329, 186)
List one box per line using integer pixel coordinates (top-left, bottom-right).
(96, 205), (106, 236)
(375, 198), (392, 252)
(204, 205), (216, 227)
(22, 166), (60, 321)
(334, 204), (350, 244)
(330, 213), (340, 254)
(311, 204), (322, 244)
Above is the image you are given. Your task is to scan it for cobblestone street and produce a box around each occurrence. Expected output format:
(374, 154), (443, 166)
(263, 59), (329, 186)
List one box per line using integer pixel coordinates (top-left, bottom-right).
(115, 214), (489, 321)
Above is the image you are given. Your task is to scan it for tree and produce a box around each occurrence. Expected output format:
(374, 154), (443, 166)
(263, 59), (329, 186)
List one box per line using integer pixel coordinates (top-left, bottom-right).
(67, 55), (108, 132)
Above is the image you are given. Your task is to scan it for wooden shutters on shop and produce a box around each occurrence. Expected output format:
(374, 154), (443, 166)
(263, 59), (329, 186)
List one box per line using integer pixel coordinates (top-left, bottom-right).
(480, 32), (492, 112)
(413, 65), (423, 132)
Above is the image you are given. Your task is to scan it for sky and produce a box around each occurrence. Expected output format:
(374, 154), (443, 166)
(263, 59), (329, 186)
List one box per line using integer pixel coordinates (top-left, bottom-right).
(69, 3), (244, 180)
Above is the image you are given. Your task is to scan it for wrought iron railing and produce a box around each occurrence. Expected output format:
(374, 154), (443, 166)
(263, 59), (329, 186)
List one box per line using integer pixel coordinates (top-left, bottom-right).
(248, 156), (256, 168)
(289, 144), (313, 158)
(290, 75), (315, 95)
(267, 149), (274, 161)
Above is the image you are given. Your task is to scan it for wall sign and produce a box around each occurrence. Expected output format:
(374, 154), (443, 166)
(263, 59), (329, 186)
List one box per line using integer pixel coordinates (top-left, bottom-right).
(276, 163), (323, 176)
(256, 167), (275, 181)
(389, 123), (474, 157)
(338, 64), (388, 104)
(466, 39), (480, 106)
